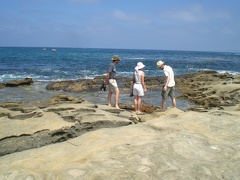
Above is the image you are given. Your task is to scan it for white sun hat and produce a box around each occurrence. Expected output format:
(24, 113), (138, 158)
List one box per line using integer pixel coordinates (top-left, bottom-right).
(135, 62), (145, 70)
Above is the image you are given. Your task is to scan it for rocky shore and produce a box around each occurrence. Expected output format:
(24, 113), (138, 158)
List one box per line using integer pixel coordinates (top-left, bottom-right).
(0, 78), (34, 89)
(0, 71), (239, 179)
(45, 70), (240, 110)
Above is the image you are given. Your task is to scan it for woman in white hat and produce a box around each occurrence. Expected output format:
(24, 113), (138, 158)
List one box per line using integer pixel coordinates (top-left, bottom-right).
(132, 62), (147, 114)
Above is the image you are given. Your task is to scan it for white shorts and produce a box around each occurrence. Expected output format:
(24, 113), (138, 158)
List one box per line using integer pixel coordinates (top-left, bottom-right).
(133, 84), (144, 96)
(109, 79), (118, 92)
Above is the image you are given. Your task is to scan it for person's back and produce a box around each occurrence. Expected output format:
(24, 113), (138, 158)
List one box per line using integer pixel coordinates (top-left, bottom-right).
(134, 71), (143, 84)
(133, 62), (147, 114)
(163, 65), (175, 87)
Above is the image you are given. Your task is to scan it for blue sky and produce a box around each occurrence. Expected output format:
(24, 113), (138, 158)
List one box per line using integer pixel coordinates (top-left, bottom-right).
(0, 0), (240, 52)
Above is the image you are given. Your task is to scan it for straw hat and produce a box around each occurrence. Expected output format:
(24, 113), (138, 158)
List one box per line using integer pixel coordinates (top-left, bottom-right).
(156, 60), (164, 67)
(112, 55), (121, 61)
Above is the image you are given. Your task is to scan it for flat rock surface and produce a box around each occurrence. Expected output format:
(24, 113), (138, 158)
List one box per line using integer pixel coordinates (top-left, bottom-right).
(0, 104), (239, 179)
(0, 95), (134, 156)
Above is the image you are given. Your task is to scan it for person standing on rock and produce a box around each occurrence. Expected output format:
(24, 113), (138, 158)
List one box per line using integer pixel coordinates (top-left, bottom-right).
(132, 62), (147, 114)
(157, 60), (176, 109)
(106, 55), (121, 109)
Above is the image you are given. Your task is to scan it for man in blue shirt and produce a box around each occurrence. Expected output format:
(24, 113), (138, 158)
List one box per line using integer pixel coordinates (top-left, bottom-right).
(106, 55), (121, 108)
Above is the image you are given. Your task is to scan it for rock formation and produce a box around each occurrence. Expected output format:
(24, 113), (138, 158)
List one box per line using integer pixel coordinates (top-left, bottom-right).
(0, 78), (34, 88)
(46, 71), (240, 109)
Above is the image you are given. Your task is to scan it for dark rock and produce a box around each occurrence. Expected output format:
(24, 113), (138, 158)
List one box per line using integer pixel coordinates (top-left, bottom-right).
(45, 71), (240, 109)
(5, 78), (34, 87)
(0, 83), (5, 89)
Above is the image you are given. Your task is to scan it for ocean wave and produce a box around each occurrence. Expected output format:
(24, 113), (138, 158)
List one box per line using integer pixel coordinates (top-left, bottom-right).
(124, 57), (147, 60)
(216, 70), (239, 75)
(192, 68), (239, 75)
(118, 71), (134, 76)
(0, 74), (31, 82)
(37, 78), (77, 82)
(1, 48), (240, 83)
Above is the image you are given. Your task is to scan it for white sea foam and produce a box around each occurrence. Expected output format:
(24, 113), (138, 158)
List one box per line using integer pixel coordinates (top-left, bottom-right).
(124, 57), (147, 60)
(118, 71), (134, 77)
(216, 70), (239, 75)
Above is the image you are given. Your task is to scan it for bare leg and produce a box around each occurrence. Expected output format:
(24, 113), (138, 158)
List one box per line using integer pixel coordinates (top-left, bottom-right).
(137, 96), (142, 112)
(108, 91), (112, 106)
(115, 89), (120, 108)
(134, 96), (138, 112)
(162, 98), (166, 110)
(172, 98), (176, 107)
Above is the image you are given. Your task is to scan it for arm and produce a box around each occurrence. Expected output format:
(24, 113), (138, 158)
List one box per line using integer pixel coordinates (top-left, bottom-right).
(141, 72), (147, 92)
(130, 73), (134, 88)
(106, 64), (112, 85)
(106, 72), (110, 85)
(164, 76), (170, 91)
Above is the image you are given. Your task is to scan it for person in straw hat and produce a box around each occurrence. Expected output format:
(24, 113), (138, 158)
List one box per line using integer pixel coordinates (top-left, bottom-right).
(106, 55), (121, 108)
(156, 60), (176, 110)
(132, 62), (147, 114)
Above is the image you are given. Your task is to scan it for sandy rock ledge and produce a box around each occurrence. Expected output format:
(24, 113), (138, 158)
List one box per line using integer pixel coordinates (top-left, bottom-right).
(0, 95), (134, 156)
(0, 96), (240, 179)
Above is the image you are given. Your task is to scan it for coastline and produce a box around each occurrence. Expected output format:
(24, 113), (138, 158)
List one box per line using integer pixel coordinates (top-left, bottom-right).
(0, 70), (239, 179)
(0, 77), (194, 111)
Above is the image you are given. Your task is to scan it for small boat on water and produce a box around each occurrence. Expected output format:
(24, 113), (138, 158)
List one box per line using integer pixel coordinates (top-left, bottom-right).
(51, 48), (57, 52)
(42, 48), (47, 51)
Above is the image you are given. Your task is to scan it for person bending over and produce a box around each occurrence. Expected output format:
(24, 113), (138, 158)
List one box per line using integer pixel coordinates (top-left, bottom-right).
(157, 60), (176, 109)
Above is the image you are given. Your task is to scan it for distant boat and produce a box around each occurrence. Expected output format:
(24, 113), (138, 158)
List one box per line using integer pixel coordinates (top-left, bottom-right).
(43, 48), (47, 51)
(51, 48), (57, 52)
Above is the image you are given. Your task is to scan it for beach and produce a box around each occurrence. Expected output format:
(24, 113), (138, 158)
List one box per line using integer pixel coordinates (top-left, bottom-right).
(0, 70), (239, 179)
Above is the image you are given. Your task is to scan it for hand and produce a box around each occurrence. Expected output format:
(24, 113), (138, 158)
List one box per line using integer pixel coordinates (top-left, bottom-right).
(163, 85), (167, 91)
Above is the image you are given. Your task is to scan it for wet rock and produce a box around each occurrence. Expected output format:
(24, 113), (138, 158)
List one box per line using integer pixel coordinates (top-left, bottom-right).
(177, 71), (240, 109)
(45, 71), (240, 110)
(141, 104), (160, 113)
(4, 78), (34, 87)
(0, 83), (4, 89)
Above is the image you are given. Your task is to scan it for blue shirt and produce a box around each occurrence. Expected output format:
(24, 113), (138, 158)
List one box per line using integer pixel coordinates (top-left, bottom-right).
(107, 63), (116, 79)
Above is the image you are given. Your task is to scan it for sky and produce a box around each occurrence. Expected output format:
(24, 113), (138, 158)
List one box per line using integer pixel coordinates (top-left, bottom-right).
(0, 0), (240, 52)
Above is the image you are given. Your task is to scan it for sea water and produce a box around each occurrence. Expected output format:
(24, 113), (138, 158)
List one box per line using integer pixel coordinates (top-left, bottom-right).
(1, 47), (239, 109)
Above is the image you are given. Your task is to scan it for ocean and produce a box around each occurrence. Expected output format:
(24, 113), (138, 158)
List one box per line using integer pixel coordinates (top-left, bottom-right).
(1, 47), (240, 109)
